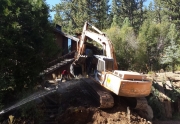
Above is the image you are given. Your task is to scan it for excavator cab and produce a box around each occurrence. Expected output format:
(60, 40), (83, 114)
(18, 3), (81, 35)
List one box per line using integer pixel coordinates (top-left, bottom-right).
(94, 55), (114, 72)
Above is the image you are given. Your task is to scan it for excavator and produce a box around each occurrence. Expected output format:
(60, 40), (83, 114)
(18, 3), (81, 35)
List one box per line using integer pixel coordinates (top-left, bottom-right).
(72, 21), (153, 120)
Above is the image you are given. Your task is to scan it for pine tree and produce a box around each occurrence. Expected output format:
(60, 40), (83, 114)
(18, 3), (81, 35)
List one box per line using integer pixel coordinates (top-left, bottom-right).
(118, 0), (146, 32)
(144, 2), (154, 21)
(53, 0), (110, 33)
(111, 0), (121, 26)
(154, 0), (163, 23)
(137, 19), (162, 71)
(160, 24), (180, 72)
(0, 0), (58, 93)
(91, 0), (109, 30)
(111, 15), (119, 27)
(161, 0), (180, 28)
(53, 0), (88, 34)
(111, 0), (118, 15)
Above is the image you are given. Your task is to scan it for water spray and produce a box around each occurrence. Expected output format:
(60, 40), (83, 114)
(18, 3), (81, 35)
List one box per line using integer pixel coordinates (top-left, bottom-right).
(0, 80), (79, 115)
(0, 110), (4, 114)
(0, 88), (57, 115)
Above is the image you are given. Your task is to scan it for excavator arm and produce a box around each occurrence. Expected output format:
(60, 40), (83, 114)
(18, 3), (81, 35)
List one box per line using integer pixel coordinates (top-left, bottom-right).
(76, 21), (118, 70)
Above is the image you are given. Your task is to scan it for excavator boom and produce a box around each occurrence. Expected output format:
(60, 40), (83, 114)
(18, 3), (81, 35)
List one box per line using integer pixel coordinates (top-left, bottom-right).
(76, 21), (118, 70)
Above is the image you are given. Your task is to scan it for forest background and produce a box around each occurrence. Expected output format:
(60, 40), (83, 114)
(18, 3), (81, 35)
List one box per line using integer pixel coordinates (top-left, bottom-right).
(52, 0), (180, 73)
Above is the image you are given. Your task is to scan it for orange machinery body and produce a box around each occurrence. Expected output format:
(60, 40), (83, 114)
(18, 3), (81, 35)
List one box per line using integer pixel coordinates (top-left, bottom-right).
(95, 70), (152, 97)
(75, 21), (152, 98)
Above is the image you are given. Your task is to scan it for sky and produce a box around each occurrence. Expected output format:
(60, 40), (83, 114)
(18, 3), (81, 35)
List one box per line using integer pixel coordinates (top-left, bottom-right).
(46, 0), (153, 19)
(46, 0), (60, 19)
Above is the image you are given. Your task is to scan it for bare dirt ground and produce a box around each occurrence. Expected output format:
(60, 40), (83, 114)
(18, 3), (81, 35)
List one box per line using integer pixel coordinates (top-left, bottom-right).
(55, 79), (152, 124)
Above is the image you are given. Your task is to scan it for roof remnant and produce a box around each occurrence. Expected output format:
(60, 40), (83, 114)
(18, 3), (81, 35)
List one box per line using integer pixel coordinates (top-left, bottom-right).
(54, 24), (79, 42)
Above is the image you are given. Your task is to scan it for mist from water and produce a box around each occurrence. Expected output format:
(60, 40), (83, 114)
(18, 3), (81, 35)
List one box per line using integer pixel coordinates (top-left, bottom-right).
(0, 88), (56, 115)
(0, 79), (80, 115)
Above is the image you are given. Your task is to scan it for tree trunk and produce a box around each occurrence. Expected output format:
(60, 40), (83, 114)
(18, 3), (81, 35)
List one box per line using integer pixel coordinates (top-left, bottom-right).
(172, 61), (175, 73)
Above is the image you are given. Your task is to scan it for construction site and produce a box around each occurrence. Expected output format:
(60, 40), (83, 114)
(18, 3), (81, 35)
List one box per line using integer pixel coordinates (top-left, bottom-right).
(1, 22), (180, 124)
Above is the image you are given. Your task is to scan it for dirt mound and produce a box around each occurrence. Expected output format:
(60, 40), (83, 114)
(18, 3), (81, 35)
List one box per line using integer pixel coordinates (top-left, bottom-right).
(56, 79), (151, 124)
(57, 106), (90, 124)
(57, 106), (151, 124)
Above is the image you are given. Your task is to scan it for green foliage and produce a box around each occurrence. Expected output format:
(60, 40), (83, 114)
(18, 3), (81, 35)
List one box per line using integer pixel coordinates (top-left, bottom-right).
(160, 24), (180, 72)
(0, 0), (59, 106)
(106, 18), (137, 70)
(53, 0), (89, 34)
(111, 15), (119, 27)
(113, 0), (146, 32)
(53, 0), (109, 34)
(166, 87), (180, 102)
(53, 0), (111, 34)
(137, 20), (152, 71)
(51, 0), (180, 73)
(148, 85), (166, 119)
(105, 26), (123, 69)
(136, 18), (172, 72)
(175, 65), (180, 71)
(148, 95), (165, 119)
(161, 0), (180, 28)
(148, 82), (180, 119)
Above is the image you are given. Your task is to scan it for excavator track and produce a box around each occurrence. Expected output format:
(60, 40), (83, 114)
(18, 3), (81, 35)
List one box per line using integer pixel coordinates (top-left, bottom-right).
(81, 77), (153, 120)
(124, 96), (153, 120)
(80, 78), (114, 108)
(135, 97), (153, 120)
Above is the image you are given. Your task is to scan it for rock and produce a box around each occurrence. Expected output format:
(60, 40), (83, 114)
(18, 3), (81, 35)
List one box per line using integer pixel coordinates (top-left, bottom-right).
(160, 69), (164, 73)
(165, 81), (172, 90)
(44, 87), (51, 91)
(138, 105), (153, 121)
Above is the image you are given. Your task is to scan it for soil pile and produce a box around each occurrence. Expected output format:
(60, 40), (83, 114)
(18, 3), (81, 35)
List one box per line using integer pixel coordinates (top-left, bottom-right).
(55, 79), (151, 124)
